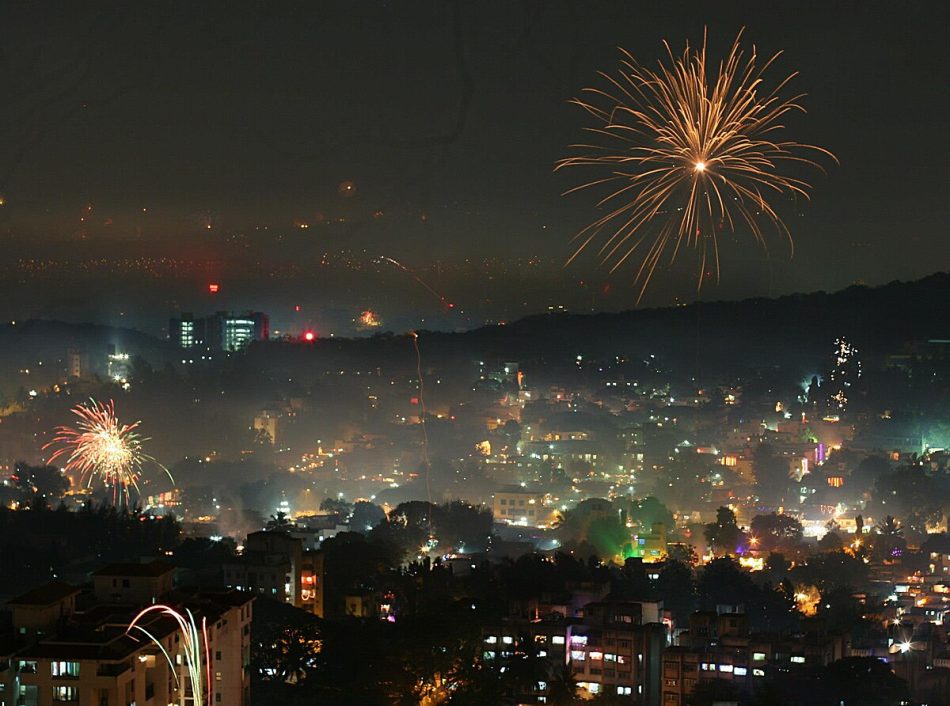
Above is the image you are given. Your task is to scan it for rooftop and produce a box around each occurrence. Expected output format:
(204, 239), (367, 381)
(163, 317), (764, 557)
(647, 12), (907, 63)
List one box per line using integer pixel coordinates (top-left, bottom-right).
(91, 561), (175, 578)
(7, 580), (79, 607)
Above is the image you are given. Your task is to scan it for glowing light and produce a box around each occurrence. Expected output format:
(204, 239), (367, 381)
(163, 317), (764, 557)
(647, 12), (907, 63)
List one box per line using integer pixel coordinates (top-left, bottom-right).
(303, 331), (315, 342)
(44, 399), (172, 505)
(899, 641), (911, 654)
(208, 283), (219, 294)
(557, 29), (835, 301)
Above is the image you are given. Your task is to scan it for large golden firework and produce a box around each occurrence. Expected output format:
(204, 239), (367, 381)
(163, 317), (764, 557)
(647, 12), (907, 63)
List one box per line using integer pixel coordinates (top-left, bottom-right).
(44, 398), (172, 505)
(556, 29), (835, 301)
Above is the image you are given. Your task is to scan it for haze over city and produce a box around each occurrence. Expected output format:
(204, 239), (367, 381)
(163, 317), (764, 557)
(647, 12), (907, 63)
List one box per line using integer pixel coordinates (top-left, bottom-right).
(0, 3), (949, 706)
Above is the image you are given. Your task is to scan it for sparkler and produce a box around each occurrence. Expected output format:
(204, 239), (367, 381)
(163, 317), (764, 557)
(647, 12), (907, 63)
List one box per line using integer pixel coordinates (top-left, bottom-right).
(127, 604), (211, 706)
(44, 398), (172, 505)
(557, 29), (835, 301)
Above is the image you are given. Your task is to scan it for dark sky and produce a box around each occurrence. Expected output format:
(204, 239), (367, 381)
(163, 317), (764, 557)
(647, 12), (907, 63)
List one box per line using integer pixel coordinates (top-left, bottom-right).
(0, 1), (947, 332)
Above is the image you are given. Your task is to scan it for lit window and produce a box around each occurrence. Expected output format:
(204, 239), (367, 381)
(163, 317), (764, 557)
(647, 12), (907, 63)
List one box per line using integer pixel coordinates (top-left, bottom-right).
(52, 686), (78, 702)
(753, 668), (766, 677)
(502, 636), (514, 645)
(719, 664), (733, 673)
(753, 652), (766, 661)
(552, 636), (565, 645)
(571, 650), (587, 661)
(791, 656), (805, 664)
(484, 636), (497, 644)
(734, 666), (748, 676)
(51, 661), (79, 677)
(589, 651), (603, 661)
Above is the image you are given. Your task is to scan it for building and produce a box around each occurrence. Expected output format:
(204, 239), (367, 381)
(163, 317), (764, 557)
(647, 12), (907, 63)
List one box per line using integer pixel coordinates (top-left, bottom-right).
(223, 530), (325, 618)
(0, 561), (253, 706)
(482, 599), (668, 704)
(492, 486), (549, 526)
(169, 311), (269, 352)
(661, 610), (846, 704)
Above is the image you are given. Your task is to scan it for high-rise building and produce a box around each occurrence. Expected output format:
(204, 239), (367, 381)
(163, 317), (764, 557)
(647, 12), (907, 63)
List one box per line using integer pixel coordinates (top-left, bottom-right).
(169, 311), (269, 352)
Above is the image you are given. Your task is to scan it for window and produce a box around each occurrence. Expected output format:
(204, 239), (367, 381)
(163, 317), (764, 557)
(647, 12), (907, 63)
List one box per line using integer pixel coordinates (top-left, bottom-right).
(752, 652), (766, 661)
(570, 650), (587, 661)
(589, 651), (603, 661)
(719, 664), (734, 673)
(605, 653), (618, 662)
(665, 679), (678, 687)
(753, 668), (766, 677)
(17, 661), (37, 674)
(484, 636), (497, 644)
(53, 686), (78, 702)
(734, 666), (748, 676)
(215, 651), (222, 661)
(552, 636), (565, 645)
(502, 636), (514, 645)
(52, 661), (80, 677)
(790, 656), (805, 664)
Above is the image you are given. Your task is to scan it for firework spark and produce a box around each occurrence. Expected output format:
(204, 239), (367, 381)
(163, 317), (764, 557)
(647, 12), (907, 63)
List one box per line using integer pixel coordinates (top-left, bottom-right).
(44, 398), (172, 505)
(127, 605), (211, 706)
(556, 29), (835, 301)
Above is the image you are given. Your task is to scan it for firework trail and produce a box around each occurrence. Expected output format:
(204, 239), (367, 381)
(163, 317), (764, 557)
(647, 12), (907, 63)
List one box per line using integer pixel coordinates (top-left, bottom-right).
(127, 605), (211, 706)
(44, 398), (173, 505)
(557, 28), (835, 301)
(376, 256), (455, 309)
(410, 332), (434, 542)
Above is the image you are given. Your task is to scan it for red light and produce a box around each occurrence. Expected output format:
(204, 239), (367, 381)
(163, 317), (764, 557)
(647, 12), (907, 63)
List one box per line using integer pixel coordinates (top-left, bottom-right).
(294, 305), (301, 312)
(208, 283), (219, 294)
(303, 331), (315, 342)
(447, 302), (455, 309)
(410, 397), (419, 405)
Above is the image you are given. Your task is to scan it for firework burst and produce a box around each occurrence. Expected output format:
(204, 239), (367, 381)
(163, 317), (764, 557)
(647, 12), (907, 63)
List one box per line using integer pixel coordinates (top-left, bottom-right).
(556, 28), (835, 301)
(44, 398), (172, 505)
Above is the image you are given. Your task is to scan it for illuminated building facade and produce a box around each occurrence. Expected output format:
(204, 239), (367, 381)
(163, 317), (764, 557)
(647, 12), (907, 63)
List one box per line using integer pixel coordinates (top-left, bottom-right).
(492, 486), (547, 526)
(169, 311), (269, 351)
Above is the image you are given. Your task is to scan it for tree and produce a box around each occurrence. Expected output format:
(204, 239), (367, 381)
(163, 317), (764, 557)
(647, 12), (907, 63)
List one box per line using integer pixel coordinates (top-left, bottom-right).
(872, 515), (906, 561)
(687, 677), (740, 706)
(704, 507), (745, 555)
(12, 463), (69, 502)
(655, 559), (696, 621)
(821, 657), (908, 706)
(320, 497), (354, 518)
(268, 511), (293, 530)
(697, 557), (756, 611)
(818, 531), (844, 552)
(350, 501), (386, 532)
(629, 496), (675, 531)
(750, 513), (804, 552)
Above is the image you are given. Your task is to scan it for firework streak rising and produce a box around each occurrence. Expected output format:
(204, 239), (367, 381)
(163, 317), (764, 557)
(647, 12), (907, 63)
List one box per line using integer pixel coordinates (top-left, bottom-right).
(127, 605), (212, 706)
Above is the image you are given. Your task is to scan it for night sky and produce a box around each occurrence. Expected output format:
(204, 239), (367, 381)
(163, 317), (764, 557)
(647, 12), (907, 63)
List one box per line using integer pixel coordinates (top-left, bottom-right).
(0, 2), (947, 333)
